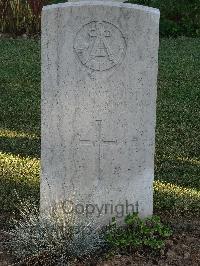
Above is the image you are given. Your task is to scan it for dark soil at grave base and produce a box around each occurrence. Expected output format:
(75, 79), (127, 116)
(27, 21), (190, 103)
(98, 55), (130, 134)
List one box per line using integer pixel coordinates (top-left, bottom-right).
(0, 216), (200, 266)
(77, 218), (200, 266)
(96, 230), (200, 266)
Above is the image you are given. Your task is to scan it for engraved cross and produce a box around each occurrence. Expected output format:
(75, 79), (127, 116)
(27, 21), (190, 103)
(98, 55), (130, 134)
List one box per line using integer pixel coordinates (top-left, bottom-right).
(79, 120), (117, 179)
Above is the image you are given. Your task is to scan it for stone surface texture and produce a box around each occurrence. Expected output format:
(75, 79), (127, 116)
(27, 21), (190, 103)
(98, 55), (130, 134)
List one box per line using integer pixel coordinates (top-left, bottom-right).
(71, 0), (124, 3)
(41, 0), (160, 225)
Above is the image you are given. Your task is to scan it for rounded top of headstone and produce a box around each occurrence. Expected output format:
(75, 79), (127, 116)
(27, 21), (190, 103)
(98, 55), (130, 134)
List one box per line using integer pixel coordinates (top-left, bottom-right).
(70, 0), (124, 2)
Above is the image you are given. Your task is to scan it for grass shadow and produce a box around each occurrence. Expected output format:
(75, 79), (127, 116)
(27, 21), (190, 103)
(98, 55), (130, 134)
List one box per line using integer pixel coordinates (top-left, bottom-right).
(155, 156), (200, 191)
(0, 136), (40, 158)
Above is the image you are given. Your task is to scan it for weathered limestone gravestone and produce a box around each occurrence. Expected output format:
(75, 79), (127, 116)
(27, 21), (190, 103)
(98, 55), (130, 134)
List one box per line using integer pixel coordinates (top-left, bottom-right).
(41, 0), (160, 225)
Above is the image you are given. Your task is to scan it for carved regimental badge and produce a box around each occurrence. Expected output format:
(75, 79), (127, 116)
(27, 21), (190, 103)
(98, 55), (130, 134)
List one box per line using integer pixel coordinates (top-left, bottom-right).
(74, 21), (126, 71)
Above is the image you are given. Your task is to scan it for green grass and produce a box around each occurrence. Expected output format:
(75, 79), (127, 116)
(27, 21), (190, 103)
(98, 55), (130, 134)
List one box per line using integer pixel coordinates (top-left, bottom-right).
(0, 39), (40, 212)
(154, 38), (200, 217)
(0, 37), (199, 217)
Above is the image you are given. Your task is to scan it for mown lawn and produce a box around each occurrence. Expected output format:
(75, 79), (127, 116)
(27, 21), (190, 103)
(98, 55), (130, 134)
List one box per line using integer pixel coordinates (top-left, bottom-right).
(0, 37), (200, 218)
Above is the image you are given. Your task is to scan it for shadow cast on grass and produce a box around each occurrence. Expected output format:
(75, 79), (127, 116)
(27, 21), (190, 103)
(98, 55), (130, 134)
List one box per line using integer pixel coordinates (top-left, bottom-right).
(155, 156), (200, 191)
(0, 136), (40, 158)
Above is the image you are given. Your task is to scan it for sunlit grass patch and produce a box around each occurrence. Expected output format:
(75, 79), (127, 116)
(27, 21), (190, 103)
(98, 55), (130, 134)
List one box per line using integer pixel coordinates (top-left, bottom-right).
(154, 180), (200, 218)
(0, 151), (40, 212)
(176, 157), (200, 166)
(0, 129), (39, 140)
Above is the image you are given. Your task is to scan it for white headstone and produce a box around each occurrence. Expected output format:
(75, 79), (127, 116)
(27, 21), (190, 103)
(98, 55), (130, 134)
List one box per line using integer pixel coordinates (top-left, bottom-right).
(41, 0), (160, 225)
